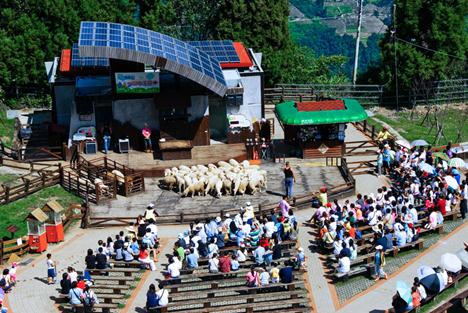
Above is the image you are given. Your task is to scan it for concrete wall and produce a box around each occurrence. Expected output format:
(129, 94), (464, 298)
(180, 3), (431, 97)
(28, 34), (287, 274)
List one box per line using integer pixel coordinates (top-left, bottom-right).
(240, 75), (262, 121)
(112, 98), (159, 130)
(188, 95), (209, 121)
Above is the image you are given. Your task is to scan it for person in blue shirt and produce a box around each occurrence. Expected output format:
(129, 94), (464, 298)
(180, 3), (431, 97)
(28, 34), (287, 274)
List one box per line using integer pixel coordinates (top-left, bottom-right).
(382, 146), (392, 175)
(236, 229), (246, 247)
(186, 248), (199, 269)
(146, 283), (158, 310)
(231, 254), (240, 271)
(254, 245), (266, 266)
(130, 237), (140, 256)
(279, 261), (294, 283)
(216, 231), (225, 249)
(395, 225), (407, 247)
(263, 247), (273, 266)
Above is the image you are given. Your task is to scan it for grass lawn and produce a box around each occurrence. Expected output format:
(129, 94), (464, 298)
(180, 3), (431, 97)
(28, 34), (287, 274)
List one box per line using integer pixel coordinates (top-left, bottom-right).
(0, 108), (15, 146)
(0, 173), (20, 186)
(371, 108), (468, 145)
(0, 185), (82, 239)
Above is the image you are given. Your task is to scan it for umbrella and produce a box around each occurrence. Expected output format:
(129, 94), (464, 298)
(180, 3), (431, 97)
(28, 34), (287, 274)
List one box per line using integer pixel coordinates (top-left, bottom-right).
(440, 253), (462, 273)
(436, 272), (447, 292)
(444, 176), (459, 190)
(411, 139), (429, 147)
(449, 158), (466, 169)
(419, 162), (435, 173)
(395, 139), (411, 149)
(417, 265), (441, 295)
(455, 249), (468, 269)
(433, 152), (449, 161)
(396, 281), (413, 305)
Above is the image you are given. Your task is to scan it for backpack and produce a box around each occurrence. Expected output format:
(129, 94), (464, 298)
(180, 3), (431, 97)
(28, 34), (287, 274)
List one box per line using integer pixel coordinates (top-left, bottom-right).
(83, 291), (96, 309)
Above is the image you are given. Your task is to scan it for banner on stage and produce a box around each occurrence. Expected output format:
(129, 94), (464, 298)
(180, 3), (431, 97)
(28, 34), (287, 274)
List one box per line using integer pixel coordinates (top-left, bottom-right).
(115, 72), (160, 94)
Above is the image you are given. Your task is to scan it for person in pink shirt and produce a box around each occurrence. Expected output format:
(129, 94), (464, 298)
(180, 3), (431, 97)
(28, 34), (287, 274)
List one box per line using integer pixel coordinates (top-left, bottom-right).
(278, 195), (291, 217)
(142, 123), (152, 153)
(246, 266), (259, 287)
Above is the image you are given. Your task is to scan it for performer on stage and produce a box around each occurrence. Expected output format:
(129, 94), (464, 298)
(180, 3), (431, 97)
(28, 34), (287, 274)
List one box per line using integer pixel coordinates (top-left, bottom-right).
(142, 123), (152, 153)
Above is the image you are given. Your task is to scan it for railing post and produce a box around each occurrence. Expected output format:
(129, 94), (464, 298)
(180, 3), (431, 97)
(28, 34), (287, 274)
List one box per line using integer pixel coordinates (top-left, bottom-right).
(0, 239), (3, 265)
(363, 120), (367, 132)
(25, 179), (30, 194)
(4, 186), (10, 204)
(258, 204), (262, 218)
(180, 212), (184, 224)
(371, 125), (375, 139)
(41, 173), (46, 187)
(68, 172), (71, 190)
(104, 156), (108, 170)
(95, 183), (100, 204)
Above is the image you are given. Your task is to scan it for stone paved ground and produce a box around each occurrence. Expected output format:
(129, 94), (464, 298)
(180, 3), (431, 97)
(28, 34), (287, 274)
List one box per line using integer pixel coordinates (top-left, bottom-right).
(91, 159), (345, 217)
(335, 218), (466, 303)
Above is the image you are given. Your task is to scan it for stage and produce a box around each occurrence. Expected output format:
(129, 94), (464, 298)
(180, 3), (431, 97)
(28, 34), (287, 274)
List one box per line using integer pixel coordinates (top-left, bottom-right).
(80, 143), (247, 177)
(90, 158), (348, 218)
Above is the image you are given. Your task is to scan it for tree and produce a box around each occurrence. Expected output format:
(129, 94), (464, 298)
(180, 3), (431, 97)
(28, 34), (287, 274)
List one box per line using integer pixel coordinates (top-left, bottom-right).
(378, 0), (468, 98)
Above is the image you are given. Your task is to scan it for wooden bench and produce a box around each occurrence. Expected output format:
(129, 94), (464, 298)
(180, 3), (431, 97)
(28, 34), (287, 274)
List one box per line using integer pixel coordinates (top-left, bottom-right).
(56, 293), (124, 304)
(443, 211), (458, 221)
(168, 281), (307, 302)
(87, 267), (141, 277)
(91, 275), (135, 286)
(92, 283), (131, 294)
(154, 287), (308, 312)
(334, 266), (368, 281)
(419, 224), (444, 235)
(60, 302), (118, 313)
(430, 288), (468, 313)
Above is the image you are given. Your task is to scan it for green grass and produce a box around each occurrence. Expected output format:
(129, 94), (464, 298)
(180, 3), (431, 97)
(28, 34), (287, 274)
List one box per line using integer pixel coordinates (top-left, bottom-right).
(371, 108), (468, 145)
(0, 185), (81, 239)
(0, 108), (15, 146)
(326, 5), (353, 17)
(0, 173), (20, 185)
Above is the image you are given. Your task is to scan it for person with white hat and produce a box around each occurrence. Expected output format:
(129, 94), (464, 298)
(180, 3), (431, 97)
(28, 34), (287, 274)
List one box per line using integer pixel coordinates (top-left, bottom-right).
(144, 203), (158, 222)
(244, 202), (255, 225)
(373, 245), (388, 281)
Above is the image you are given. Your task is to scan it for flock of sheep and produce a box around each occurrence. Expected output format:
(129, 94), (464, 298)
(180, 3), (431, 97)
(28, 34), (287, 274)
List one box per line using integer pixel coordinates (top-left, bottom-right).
(159, 159), (267, 198)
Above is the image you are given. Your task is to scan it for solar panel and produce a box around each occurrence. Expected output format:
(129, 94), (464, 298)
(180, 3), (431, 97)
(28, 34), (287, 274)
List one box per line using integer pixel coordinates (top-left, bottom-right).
(188, 40), (240, 63)
(78, 22), (227, 96)
(71, 43), (109, 68)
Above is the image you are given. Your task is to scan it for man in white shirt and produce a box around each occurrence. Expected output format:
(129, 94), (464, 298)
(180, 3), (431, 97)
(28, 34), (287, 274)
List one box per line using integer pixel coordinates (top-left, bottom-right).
(156, 283), (169, 307)
(223, 214), (233, 230)
(337, 255), (350, 273)
(264, 218), (275, 238)
(167, 257), (180, 278)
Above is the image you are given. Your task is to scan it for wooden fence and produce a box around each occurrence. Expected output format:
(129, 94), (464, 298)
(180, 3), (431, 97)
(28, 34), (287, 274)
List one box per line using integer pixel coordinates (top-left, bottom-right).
(0, 204), (82, 264)
(77, 156), (145, 197)
(88, 173), (356, 228)
(0, 167), (61, 205)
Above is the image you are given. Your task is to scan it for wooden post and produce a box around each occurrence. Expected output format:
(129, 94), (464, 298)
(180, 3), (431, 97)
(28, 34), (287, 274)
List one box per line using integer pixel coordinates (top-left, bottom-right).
(95, 184), (100, 204)
(41, 173), (46, 187)
(258, 204), (262, 217)
(371, 125), (376, 139)
(0, 239), (3, 265)
(24, 179), (30, 194)
(59, 164), (63, 185)
(104, 156), (108, 170)
(363, 120), (367, 133)
(4, 186), (10, 204)
(180, 212), (184, 223)
(86, 181), (90, 201)
(68, 172), (71, 190)
(141, 174), (145, 192)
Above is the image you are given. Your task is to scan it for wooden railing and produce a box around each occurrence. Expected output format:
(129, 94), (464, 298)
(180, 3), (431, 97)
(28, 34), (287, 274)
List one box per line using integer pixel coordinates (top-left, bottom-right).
(0, 167), (61, 204)
(60, 167), (117, 204)
(0, 204), (82, 264)
(353, 120), (378, 141)
(77, 156), (145, 197)
(88, 179), (355, 228)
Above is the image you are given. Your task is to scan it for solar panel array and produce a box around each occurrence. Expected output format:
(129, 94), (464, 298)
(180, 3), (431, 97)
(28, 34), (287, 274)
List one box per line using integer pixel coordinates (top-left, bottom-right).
(78, 22), (227, 95)
(189, 41), (240, 63)
(71, 43), (109, 68)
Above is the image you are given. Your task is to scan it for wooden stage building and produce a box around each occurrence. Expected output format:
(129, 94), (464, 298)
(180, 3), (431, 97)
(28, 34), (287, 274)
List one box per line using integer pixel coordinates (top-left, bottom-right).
(80, 143), (247, 177)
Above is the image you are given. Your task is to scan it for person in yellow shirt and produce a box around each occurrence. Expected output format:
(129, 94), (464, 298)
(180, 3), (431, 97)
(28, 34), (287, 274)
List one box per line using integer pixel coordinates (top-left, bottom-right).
(270, 263), (280, 283)
(376, 126), (391, 143)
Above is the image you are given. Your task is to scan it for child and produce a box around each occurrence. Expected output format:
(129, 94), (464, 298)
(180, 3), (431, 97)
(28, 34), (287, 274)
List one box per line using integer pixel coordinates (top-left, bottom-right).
(46, 253), (57, 284)
(270, 263), (280, 283)
(259, 268), (270, 286)
(411, 286), (421, 309)
(9, 263), (18, 284)
(231, 254), (240, 271)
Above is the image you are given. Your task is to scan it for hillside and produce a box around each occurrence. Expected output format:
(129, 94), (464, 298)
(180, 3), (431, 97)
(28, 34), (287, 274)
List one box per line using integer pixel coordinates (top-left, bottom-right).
(289, 0), (393, 78)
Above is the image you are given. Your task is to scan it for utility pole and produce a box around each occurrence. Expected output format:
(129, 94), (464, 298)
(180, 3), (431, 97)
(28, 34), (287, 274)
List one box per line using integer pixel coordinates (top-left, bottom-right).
(352, 0), (363, 85)
(392, 4), (399, 111)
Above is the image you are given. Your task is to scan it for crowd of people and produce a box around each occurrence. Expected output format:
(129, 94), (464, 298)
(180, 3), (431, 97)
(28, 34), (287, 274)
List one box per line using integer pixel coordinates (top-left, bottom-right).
(0, 262), (18, 312)
(313, 131), (466, 281)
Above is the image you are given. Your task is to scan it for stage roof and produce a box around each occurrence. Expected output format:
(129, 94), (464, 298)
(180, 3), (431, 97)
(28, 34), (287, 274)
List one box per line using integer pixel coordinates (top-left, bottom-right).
(275, 98), (368, 126)
(78, 21), (227, 96)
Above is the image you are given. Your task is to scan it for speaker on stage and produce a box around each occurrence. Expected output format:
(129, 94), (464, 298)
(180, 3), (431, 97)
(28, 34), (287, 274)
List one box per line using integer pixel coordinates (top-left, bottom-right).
(119, 139), (130, 153)
(85, 141), (97, 154)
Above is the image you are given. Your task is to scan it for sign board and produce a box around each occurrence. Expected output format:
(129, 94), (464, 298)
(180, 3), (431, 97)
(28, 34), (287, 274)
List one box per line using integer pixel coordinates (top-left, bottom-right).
(115, 72), (160, 94)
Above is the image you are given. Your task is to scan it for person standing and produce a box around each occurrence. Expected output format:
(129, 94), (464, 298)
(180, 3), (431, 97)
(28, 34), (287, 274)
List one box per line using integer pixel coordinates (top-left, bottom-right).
(459, 181), (467, 219)
(283, 161), (295, 198)
(374, 245), (388, 281)
(142, 123), (152, 153)
(46, 253), (57, 284)
(101, 123), (112, 154)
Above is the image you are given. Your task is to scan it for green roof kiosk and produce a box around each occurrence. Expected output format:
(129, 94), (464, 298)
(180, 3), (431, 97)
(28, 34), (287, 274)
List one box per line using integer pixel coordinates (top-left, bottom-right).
(275, 99), (368, 158)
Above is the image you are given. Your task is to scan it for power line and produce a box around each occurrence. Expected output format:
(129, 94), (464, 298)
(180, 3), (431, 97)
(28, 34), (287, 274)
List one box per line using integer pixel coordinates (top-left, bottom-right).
(395, 37), (467, 61)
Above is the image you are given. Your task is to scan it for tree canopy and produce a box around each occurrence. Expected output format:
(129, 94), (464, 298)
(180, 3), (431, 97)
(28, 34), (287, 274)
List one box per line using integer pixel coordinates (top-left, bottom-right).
(0, 0), (348, 102)
(375, 0), (468, 94)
